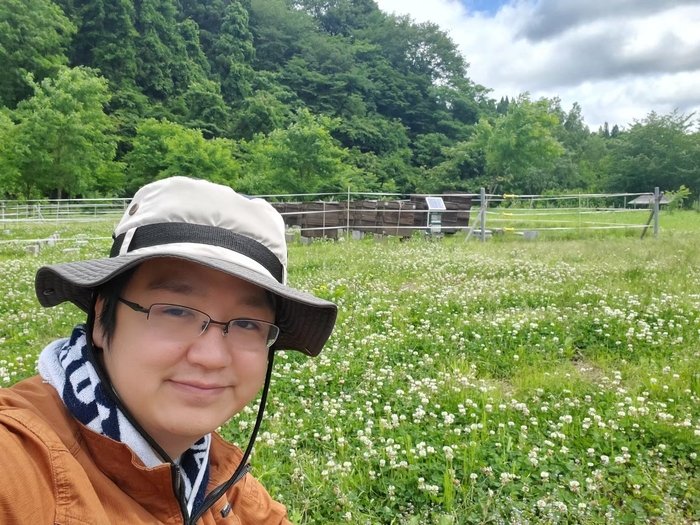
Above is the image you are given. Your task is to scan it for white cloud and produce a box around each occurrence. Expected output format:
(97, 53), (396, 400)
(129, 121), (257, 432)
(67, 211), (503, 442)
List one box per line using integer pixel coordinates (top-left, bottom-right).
(375, 0), (700, 129)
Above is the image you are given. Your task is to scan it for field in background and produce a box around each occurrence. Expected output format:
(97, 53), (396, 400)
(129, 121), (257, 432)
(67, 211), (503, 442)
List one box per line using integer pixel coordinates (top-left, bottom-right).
(1, 214), (700, 524)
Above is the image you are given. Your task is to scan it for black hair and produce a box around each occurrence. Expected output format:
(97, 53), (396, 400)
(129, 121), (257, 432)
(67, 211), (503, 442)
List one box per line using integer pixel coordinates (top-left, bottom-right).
(94, 265), (140, 347)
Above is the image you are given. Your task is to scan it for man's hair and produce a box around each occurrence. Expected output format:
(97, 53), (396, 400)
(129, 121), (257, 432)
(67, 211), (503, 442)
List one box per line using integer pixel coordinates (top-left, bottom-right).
(94, 264), (277, 348)
(95, 266), (139, 347)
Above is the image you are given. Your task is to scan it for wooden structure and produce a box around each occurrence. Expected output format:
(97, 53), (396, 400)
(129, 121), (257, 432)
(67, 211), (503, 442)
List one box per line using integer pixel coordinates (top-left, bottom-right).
(271, 194), (472, 239)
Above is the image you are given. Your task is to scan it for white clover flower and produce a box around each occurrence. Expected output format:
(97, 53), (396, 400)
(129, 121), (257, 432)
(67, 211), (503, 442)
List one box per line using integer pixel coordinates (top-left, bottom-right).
(554, 501), (567, 513)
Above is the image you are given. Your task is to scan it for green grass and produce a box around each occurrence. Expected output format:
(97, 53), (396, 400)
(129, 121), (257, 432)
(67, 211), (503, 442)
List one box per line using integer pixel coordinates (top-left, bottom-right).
(2, 214), (700, 524)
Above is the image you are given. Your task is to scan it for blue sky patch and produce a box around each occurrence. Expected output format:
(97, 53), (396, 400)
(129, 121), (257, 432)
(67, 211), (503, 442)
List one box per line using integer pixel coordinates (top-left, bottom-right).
(461, 0), (510, 16)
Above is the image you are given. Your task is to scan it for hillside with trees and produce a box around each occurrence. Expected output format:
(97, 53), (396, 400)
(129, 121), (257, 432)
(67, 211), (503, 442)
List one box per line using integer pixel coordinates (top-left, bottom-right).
(1, 0), (699, 199)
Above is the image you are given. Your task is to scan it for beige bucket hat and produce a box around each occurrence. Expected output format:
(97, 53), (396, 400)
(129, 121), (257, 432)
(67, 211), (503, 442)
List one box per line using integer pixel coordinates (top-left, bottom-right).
(35, 177), (337, 356)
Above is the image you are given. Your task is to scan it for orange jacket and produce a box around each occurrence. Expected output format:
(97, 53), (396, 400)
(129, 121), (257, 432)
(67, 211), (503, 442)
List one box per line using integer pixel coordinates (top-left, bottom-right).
(0, 376), (292, 525)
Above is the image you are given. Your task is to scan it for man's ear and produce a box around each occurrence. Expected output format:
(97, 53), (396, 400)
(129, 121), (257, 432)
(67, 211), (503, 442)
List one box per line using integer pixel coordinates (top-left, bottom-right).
(92, 296), (108, 350)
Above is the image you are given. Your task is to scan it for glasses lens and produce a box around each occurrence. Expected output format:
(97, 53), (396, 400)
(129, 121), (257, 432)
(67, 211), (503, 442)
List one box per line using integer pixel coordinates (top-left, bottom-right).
(147, 304), (209, 339)
(227, 319), (280, 350)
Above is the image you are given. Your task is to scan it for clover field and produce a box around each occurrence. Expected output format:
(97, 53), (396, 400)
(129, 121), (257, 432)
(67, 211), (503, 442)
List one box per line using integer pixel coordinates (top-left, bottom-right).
(1, 218), (700, 524)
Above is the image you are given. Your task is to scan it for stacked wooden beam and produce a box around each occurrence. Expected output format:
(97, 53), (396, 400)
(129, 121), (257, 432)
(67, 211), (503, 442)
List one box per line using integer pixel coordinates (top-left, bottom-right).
(377, 200), (416, 237)
(300, 201), (342, 238)
(272, 195), (472, 238)
(351, 200), (379, 232)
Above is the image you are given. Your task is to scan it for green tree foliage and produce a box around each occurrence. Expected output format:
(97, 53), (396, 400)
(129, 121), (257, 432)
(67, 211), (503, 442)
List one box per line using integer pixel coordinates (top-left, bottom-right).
(471, 94), (564, 193)
(239, 109), (353, 194)
(123, 118), (241, 194)
(181, 80), (230, 138)
(54, 0), (138, 87)
(133, 0), (206, 101)
(292, 0), (381, 37)
(608, 111), (700, 195)
(230, 78), (294, 140)
(421, 140), (487, 193)
(0, 0), (75, 108)
(0, 111), (23, 196)
(2, 0), (698, 200)
(7, 67), (120, 199)
(211, 0), (255, 104)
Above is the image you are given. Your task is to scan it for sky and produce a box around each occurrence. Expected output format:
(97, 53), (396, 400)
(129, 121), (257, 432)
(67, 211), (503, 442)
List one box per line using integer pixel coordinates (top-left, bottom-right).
(374, 0), (700, 130)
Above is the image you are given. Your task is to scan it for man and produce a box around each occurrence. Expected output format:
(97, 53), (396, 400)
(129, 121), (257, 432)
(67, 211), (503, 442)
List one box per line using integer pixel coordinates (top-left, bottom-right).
(0, 177), (338, 524)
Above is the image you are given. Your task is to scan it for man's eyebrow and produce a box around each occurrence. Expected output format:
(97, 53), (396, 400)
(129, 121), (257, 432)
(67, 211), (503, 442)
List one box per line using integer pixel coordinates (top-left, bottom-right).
(238, 294), (273, 311)
(146, 278), (199, 295)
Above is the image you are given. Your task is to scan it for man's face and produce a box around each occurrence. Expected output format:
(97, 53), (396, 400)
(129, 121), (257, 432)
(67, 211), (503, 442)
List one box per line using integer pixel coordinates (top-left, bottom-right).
(93, 258), (274, 458)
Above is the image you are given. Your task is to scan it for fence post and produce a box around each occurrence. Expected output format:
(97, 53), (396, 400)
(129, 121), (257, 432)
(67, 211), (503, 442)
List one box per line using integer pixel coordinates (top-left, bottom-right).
(346, 187), (350, 236)
(1, 202), (4, 221)
(578, 194), (581, 232)
(653, 187), (660, 237)
(480, 187), (486, 243)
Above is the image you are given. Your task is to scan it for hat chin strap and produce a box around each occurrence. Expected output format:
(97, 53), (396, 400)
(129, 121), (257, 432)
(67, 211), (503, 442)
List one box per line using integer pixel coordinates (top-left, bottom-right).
(85, 296), (276, 524)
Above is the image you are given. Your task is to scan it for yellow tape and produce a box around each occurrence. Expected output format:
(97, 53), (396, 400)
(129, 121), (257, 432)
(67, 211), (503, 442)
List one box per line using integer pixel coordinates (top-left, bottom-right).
(504, 227), (515, 232)
(503, 194), (516, 199)
(501, 212), (513, 217)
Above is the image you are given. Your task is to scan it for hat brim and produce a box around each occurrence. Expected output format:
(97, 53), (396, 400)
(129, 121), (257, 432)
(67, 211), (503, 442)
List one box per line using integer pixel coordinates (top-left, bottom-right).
(35, 252), (337, 357)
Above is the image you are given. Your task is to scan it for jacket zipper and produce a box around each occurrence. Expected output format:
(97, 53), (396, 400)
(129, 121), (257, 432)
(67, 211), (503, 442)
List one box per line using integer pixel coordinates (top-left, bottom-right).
(185, 463), (251, 524)
(171, 464), (190, 524)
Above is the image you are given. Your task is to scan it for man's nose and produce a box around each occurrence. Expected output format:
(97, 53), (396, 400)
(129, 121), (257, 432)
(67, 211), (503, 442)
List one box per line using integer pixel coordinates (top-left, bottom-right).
(187, 321), (232, 368)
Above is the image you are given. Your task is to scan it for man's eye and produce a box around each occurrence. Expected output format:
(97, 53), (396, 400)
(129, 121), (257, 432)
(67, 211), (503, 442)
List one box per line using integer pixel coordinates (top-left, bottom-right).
(230, 319), (262, 331)
(160, 307), (194, 318)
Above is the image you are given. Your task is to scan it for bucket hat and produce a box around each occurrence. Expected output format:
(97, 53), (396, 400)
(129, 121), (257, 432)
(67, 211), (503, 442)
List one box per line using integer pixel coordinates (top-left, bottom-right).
(35, 176), (337, 356)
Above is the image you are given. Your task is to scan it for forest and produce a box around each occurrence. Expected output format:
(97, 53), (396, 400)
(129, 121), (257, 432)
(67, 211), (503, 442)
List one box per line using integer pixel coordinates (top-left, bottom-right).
(1, 0), (699, 200)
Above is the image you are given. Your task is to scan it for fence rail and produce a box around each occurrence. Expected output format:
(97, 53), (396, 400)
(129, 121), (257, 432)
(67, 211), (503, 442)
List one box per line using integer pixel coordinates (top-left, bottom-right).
(0, 199), (130, 221)
(1, 189), (664, 240)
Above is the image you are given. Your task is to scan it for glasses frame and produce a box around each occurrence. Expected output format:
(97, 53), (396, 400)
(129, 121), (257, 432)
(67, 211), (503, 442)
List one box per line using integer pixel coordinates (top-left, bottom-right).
(117, 297), (279, 349)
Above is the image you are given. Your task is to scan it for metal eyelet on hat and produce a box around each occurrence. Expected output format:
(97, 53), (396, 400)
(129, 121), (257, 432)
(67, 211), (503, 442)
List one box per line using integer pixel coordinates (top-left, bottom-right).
(128, 203), (139, 215)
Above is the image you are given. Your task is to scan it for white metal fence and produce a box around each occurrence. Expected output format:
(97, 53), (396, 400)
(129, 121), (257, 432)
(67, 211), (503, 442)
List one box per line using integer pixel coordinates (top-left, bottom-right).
(0, 189), (664, 241)
(0, 198), (130, 221)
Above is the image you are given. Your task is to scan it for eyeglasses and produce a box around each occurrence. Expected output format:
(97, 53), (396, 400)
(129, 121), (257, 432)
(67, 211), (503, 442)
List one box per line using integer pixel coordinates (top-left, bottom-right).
(117, 298), (279, 352)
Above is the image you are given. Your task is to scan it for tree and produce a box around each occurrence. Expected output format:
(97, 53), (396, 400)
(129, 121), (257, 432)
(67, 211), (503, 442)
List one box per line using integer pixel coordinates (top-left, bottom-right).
(496, 96), (510, 115)
(240, 109), (352, 194)
(0, 0), (75, 107)
(230, 86), (293, 140)
(133, 0), (206, 101)
(10, 67), (120, 199)
(412, 133), (451, 169)
(248, 0), (317, 71)
(54, 0), (138, 87)
(608, 111), (700, 195)
(423, 140), (487, 193)
(471, 94), (564, 193)
(181, 80), (230, 138)
(124, 118), (240, 194)
(0, 110), (23, 197)
(211, 0), (255, 104)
